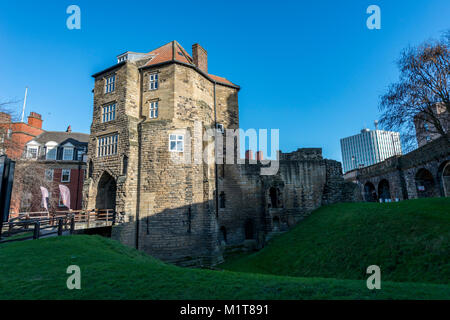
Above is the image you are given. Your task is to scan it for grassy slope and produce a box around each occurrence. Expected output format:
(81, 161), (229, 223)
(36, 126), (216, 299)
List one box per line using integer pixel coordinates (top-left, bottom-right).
(220, 198), (450, 285)
(1, 235), (449, 299)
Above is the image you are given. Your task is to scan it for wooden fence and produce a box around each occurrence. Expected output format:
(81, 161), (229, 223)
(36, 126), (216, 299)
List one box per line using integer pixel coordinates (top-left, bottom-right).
(0, 209), (115, 244)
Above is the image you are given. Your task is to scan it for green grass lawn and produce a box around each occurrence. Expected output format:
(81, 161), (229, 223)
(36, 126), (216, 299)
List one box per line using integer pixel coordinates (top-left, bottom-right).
(220, 198), (450, 285)
(0, 235), (449, 299)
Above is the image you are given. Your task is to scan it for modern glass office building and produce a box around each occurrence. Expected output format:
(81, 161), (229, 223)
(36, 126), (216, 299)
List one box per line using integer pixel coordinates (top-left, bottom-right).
(340, 128), (402, 173)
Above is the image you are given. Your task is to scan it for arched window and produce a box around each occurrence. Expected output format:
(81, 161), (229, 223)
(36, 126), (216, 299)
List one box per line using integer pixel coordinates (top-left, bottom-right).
(244, 219), (255, 240)
(219, 191), (226, 208)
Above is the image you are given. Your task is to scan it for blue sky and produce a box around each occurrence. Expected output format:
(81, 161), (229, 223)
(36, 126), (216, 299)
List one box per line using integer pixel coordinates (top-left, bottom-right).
(0, 0), (449, 161)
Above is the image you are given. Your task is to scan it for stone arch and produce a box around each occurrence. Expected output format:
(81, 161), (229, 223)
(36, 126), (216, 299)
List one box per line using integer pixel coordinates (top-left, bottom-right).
(378, 179), (391, 202)
(95, 171), (117, 210)
(244, 219), (255, 240)
(438, 161), (450, 197)
(272, 216), (280, 231)
(219, 191), (226, 208)
(363, 182), (377, 202)
(415, 168), (436, 198)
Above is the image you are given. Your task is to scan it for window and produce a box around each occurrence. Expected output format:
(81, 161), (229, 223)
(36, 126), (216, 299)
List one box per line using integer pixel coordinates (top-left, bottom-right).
(149, 73), (158, 90)
(426, 136), (431, 142)
(102, 103), (116, 122)
(97, 134), (118, 157)
(169, 134), (184, 152)
(149, 101), (158, 119)
(27, 147), (38, 159)
(63, 147), (74, 161)
(6, 129), (12, 138)
(105, 74), (116, 93)
(46, 147), (57, 160)
(424, 123), (429, 132)
(216, 123), (224, 134)
(44, 169), (54, 182)
(61, 169), (71, 182)
(77, 148), (85, 161)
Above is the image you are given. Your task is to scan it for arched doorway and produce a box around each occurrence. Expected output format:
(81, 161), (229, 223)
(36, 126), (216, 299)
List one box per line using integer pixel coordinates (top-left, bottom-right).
(244, 219), (255, 240)
(378, 179), (391, 202)
(439, 161), (450, 197)
(415, 168), (436, 198)
(364, 182), (377, 202)
(96, 171), (117, 210)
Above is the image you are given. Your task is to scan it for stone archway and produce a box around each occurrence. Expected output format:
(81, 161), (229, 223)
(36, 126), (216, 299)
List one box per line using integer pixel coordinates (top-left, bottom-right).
(364, 182), (377, 202)
(415, 168), (436, 198)
(96, 171), (117, 210)
(438, 161), (450, 197)
(378, 179), (391, 202)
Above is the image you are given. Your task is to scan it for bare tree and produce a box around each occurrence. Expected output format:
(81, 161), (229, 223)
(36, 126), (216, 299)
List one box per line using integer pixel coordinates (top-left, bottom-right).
(379, 31), (450, 152)
(0, 99), (23, 158)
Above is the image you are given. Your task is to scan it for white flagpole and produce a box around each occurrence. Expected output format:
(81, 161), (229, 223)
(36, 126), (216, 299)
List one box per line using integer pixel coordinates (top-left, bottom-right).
(21, 87), (28, 123)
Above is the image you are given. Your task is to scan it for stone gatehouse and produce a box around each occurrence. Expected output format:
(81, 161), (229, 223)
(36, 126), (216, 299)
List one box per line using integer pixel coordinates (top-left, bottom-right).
(83, 41), (358, 266)
(355, 135), (450, 202)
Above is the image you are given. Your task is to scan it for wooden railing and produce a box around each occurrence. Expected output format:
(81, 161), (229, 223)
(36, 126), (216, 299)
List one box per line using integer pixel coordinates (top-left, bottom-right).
(0, 209), (115, 244)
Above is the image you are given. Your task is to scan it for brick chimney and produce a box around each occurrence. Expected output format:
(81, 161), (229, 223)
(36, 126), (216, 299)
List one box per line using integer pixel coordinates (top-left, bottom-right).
(27, 112), (43, 129)
(245, 150), (253, 160)
(256, 151), (264, 161)
(192, 43), (208, 74)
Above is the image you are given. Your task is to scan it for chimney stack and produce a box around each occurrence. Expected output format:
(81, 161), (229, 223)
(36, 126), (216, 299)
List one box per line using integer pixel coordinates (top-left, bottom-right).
(245, 150), (253, 160)
(256, 151), (264, 161)
(27, 112), (43, 129)
(192, 43), (208, 74)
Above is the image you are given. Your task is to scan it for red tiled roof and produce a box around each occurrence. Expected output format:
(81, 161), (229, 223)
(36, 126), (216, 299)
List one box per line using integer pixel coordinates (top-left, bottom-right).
(143, 41), (237, 88)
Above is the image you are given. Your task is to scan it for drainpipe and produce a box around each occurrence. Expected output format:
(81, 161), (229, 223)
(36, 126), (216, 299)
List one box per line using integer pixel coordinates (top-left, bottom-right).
(213, 82), (219, 218)
(135, 68), (146, 250)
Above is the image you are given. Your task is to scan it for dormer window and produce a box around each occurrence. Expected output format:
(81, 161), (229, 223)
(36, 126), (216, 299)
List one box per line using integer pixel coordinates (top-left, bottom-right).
(105, 75), (116, 93)
(63, 147), (74, 161)
(117, 54), (128, 63)
(149, 73), (158, 90)
(27, 146), (38, 159)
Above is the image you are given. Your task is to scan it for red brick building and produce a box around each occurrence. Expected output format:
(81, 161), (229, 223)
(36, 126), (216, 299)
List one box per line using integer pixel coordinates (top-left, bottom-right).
(0, 111), (44, 160)
(10, 128), (88, 215)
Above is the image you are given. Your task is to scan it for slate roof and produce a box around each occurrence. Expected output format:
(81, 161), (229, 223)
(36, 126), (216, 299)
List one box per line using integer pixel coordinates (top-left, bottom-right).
(30, 131), (89, 146)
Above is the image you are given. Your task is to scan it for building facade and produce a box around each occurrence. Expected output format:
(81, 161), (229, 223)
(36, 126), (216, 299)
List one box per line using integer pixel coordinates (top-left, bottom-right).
(340, 127), (402, 173)
(10, 128), (88, 215)
(0, 111), (44, 160)
(84, 41), (358, 266)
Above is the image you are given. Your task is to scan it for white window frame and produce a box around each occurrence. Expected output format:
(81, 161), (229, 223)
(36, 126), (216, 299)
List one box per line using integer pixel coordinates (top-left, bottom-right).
(27, 146), (39, 159)
(97, 134), (118, 157)
(169, 134), (184, 152)
(149, 73), (159, 90)
(149, 101), (158, 119)
(61, 169), (71, 182)
(44, 169), (54, 182)
(45, 144), (57, 160)
(62, 147), (74, 161)
(105, 74), (116, 93)
(102, 103), (116, 122)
